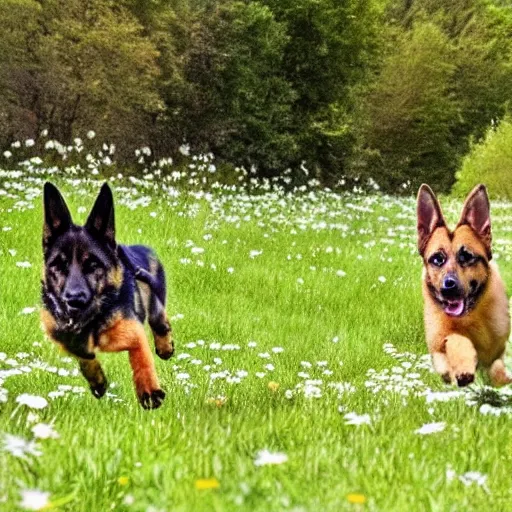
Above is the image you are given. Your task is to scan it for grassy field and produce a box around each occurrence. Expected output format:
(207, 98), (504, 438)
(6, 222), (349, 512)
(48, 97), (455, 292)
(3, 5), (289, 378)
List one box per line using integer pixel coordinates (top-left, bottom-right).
(2, 158), (512, 511)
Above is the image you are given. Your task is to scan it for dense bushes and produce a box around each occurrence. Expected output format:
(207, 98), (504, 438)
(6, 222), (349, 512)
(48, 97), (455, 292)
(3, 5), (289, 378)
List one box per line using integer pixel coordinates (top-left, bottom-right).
(452, 118), (512, 199)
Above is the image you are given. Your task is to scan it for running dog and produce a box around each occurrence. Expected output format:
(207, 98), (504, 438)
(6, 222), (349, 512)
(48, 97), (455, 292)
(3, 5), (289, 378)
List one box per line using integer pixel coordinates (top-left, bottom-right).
(41, 182), (174, 408)
(417, 184), (511, 387)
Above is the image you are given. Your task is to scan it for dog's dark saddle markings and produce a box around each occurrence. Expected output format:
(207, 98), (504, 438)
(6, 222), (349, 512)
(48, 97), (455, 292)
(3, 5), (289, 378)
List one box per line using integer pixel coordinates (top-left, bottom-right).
(41, 182), (174, 409)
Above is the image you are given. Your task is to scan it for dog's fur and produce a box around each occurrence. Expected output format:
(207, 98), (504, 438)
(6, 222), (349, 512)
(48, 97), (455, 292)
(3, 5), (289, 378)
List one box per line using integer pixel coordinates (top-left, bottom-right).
(41, 182), (174, 408)
(417, 184), (511, 387)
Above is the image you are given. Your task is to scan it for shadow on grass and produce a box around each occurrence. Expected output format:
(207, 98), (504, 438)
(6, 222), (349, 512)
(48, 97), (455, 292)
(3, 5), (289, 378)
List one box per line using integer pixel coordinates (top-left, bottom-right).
(468, 386), (512, 408)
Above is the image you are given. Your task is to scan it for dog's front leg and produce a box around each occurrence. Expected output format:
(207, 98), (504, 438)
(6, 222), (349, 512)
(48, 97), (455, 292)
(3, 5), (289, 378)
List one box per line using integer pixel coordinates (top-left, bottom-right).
(79, 358), (108, 398)
(444, 334), (477, 387)
(431, 351), (453, 384)
(99, 319), (165, 409)
(128, 331), (166, 409)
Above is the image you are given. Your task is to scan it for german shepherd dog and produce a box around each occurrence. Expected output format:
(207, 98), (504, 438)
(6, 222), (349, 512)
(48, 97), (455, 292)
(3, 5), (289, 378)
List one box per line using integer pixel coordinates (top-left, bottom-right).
(417, 184), (511, 387)
(41, 182), (174, 408)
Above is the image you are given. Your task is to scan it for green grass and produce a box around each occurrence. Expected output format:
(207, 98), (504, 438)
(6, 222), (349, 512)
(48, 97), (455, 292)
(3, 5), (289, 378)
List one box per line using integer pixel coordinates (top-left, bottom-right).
(2, 172), (512, 511)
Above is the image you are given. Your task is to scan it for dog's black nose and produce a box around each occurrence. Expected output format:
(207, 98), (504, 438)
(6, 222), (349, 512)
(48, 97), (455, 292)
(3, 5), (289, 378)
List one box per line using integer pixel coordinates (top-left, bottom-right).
(443, 277), (457, 290)
(441, 274), (461, 297)
(63, 291), (89, 310)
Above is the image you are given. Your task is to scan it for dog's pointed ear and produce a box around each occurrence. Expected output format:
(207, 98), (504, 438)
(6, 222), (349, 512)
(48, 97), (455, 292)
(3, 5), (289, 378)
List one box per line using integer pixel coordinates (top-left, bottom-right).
(85, 183), (116, 249)
(457, 184), (491, 259)
(43, 182), (72, 251)
(417, 184), (446, 256)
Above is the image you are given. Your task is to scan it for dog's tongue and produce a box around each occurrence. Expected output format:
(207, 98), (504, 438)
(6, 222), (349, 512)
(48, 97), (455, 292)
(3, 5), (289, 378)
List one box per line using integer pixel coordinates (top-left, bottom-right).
(444, 299), (464, 317)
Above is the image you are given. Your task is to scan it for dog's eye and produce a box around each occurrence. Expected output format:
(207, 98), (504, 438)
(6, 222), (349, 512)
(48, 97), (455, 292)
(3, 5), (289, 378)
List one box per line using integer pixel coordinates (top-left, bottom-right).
(458, 247), (476, 266)
(83, 257), (101, 273)
(50, 255), (67, 272)
(429, 252), (446, 267)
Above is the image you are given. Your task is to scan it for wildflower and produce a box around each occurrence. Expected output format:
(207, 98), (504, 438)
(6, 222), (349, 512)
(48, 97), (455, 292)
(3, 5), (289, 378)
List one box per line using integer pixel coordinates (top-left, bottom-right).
(195, 478), (220, 490)
(347, 493), (366, 504)
(16, 394), (48, 409)
(206, 396), (227, 407)
(344, 413), (371, 426)
(268, 381), (279, 392)
(123, 495), (135, 505)
(415, 422), (446, 435)
(444, 465), (457, 482)
(87, 130), (96, 139)
(254, 449), (288, 466)
(118, 476), (129, 486)
(19, 489), (50, 510)
(21, 307), (36, 315)
(378, 276), (386, 283)
(459, 471), (487, 487)
(32, 423), (59, 440)
(3, 434), (42, 458)
(26, 412), (39, 423)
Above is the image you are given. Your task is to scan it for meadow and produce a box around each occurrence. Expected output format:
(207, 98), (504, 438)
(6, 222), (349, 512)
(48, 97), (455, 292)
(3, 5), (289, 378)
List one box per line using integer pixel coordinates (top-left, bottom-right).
(2, 144), (512, 511)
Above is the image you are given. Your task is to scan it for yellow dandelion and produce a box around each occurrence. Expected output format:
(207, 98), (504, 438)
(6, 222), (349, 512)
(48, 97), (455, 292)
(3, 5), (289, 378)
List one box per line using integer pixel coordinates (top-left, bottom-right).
(117, 476), (129, 486)
(347, 493), (366, 504)
(206, 396), (227, 407)
(195, 478), (220, 490)
(268, 381), (280, 392)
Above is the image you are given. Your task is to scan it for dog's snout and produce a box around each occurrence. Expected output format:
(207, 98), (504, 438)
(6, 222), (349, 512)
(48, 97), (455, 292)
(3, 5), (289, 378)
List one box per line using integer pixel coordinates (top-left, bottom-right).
(441, 274), (461, 297)
(63, 289), (90, 310)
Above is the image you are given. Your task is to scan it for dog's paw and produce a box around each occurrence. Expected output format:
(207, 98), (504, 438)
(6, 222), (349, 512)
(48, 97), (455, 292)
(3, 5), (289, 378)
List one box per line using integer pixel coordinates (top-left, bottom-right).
(139, 389), (166, 410)
(456, 373), (474, 387)
(156, 345), (174, 360)
(90, 381), (107, 399)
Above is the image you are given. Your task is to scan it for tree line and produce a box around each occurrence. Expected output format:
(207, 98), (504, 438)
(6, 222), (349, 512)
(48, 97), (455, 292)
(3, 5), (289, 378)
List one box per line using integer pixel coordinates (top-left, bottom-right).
(1, 0), (511, 192)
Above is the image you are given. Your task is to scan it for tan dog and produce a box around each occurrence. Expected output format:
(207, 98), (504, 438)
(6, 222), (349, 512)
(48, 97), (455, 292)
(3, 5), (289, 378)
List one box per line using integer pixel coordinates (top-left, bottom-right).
(417, 184), (511, 387)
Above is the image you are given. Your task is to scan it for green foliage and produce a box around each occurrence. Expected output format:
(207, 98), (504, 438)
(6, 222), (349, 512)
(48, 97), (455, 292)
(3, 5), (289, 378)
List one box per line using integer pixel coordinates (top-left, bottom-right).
(178, 1), (298, 172)
(259, 0), (381, 180)
(452, 117), (512, 199)
(349, 0), (512, 193)
(2, 0), (512, 188)
(0, 0), (161, 154)
(356, 22), (458, 191)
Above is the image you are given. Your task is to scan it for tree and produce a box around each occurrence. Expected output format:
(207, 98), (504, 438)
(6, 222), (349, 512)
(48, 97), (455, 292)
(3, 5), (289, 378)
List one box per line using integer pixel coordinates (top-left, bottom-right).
(259, 0), (381, 180)
(0, 0), (162, 154)
(355, 22), (458, 191)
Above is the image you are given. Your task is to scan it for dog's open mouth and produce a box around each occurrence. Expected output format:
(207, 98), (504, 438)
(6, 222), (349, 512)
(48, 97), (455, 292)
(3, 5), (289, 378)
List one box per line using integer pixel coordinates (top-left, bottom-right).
(443, 298), (465, 317)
